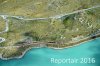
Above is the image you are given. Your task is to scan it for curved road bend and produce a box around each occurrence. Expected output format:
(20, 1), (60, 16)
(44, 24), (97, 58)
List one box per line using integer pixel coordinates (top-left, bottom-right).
(0, 5), (100, 43)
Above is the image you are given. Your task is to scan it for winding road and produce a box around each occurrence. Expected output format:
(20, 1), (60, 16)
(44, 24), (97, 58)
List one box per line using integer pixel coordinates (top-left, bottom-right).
(0, 5), (100, 44)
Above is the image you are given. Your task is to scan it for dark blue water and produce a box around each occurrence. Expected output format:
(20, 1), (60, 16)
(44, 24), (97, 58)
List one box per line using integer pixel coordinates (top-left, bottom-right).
(0, 38), (100, 66)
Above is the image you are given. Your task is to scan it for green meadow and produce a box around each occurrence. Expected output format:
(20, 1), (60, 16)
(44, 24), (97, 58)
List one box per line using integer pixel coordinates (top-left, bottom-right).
(0, 0), (100, 58)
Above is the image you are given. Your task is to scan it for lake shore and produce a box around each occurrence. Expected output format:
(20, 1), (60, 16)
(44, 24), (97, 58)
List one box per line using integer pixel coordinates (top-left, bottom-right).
(0, 34), (100, 60)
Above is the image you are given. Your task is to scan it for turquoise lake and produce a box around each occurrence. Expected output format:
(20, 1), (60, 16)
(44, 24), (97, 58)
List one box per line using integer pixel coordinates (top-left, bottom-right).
(0, 37), (100, 66)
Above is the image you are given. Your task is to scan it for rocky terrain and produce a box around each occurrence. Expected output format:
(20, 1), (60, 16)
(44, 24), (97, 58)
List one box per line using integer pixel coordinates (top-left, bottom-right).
(0, 0), (100, 59)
